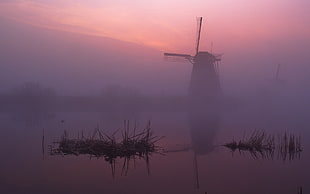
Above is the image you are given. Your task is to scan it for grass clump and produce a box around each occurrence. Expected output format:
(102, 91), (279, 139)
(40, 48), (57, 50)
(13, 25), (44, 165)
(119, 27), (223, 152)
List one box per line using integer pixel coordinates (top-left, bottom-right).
(50, 120), (163, 175)
(224, 130), (302, 161)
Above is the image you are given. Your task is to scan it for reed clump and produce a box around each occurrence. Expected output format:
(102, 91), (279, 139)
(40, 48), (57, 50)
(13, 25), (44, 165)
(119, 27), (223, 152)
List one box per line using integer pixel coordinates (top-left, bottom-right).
(50, 120), (163, 164)
(224, 130), (302, 160)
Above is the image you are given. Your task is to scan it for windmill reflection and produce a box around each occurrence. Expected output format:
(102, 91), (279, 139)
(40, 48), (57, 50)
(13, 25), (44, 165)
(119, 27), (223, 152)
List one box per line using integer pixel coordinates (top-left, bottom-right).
(188, 105), (220, 189)
(49, 121), (163, 177)
(189, 108), (219, 155)
(164, 16), (222, 189)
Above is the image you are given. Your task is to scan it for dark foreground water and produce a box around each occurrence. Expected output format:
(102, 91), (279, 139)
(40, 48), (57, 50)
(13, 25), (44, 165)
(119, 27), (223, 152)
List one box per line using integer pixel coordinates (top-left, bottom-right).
(0, 108), (309, 194)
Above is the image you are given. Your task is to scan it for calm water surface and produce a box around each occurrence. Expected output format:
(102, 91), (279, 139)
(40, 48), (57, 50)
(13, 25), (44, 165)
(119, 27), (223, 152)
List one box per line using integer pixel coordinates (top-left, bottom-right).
(0, 109), (309, 194)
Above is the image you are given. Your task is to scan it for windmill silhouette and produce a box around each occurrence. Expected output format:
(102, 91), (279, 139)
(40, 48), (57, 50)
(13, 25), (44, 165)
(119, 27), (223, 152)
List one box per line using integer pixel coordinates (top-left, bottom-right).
(164, 18), (222, 189)
(164, 17), (222, 106)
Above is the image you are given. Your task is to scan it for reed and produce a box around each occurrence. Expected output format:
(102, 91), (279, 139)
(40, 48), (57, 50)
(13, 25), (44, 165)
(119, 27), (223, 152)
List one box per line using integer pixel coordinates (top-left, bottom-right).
(224, 130), (302, 160)
(278, 132), (302, 161)
(50, 120), (163, 165)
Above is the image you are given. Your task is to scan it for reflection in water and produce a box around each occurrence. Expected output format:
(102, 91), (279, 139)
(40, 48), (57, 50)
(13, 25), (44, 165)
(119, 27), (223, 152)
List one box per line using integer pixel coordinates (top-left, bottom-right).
(189, 109), (219, 155)
(188, 103), (220, 189)
(224, 131), (302, 161)
(187, 99), (303, 191)
(1, 107), (307, 194)
(49, 121), (163, 177)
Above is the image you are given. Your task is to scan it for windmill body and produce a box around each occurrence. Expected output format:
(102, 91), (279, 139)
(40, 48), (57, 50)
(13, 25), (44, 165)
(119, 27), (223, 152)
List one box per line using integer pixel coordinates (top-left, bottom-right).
(164, 17), (222, 107)
(190, 51), (221, 104)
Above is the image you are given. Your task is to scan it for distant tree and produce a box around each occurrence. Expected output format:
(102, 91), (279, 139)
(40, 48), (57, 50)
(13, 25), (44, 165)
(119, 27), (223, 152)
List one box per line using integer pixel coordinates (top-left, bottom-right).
(13, 82), (56, 112)
(15, 82), (56, 97)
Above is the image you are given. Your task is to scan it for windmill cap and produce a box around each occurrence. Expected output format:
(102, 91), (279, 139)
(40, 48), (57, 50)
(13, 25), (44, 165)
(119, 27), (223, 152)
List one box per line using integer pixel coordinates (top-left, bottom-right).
(194, 51), (221, 62)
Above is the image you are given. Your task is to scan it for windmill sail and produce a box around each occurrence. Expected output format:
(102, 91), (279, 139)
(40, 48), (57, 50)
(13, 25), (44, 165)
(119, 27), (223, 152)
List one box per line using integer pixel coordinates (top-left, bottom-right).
(163, 17), (222, 107)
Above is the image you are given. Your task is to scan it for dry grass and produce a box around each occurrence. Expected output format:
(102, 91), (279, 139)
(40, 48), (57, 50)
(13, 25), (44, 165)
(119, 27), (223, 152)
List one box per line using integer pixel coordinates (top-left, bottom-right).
(49, 120), (163, 176)
(224, 130), (302, 160)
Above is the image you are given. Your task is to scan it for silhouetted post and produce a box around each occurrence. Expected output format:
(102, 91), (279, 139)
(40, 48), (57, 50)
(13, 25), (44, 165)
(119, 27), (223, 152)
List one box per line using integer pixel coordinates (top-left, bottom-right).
(276, 64), (281, 80)
(42, 128), (45, 160)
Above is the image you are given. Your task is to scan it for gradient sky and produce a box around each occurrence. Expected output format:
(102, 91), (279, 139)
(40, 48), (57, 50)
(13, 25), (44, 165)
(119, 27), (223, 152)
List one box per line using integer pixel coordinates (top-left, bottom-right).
(1, 0), (309, 53)
(1, 0), (310, 95)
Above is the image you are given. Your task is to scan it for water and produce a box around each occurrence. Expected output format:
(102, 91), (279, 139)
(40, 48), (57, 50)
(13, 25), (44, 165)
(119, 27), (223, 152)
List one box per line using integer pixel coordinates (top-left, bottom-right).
(0, 108), (309, 194)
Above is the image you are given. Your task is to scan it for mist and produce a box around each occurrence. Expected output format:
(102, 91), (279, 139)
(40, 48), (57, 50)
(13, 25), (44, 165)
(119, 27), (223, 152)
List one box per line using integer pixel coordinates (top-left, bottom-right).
(0, 17), (192, 97)
(1, 3), (310, 193)
(1, 16), (310, 112)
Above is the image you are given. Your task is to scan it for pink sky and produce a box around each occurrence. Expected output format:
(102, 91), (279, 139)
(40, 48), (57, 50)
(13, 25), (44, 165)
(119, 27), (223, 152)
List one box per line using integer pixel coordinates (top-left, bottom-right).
(1, 0), (310, 95)
(1, 0), (309, 54)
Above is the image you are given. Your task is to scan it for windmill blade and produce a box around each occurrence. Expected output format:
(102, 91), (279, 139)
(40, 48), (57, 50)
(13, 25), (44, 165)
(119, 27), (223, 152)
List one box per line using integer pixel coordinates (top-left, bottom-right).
(164, 53), (192, 58)
(164, 56), (192, 63)
(195, 17), (203, 55)
(164, 53), (194, 64)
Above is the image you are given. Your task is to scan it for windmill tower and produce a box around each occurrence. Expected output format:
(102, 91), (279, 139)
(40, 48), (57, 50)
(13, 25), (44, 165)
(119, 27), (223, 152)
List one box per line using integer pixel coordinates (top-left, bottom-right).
(164, 17), (222, 107)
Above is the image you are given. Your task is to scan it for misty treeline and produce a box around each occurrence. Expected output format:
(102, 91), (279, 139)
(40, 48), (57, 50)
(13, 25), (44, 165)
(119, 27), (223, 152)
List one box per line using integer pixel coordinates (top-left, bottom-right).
(1, 82), (180, 112)
(5, 82), (144, 98)
(0, 82), (56, 112)
(12, 82), (56, 97)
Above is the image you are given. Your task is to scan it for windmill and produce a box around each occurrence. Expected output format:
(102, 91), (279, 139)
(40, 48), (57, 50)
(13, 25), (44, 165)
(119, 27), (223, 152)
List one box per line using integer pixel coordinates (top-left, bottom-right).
(164, 17), (222, 106)
(164, 18), (222, 188)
